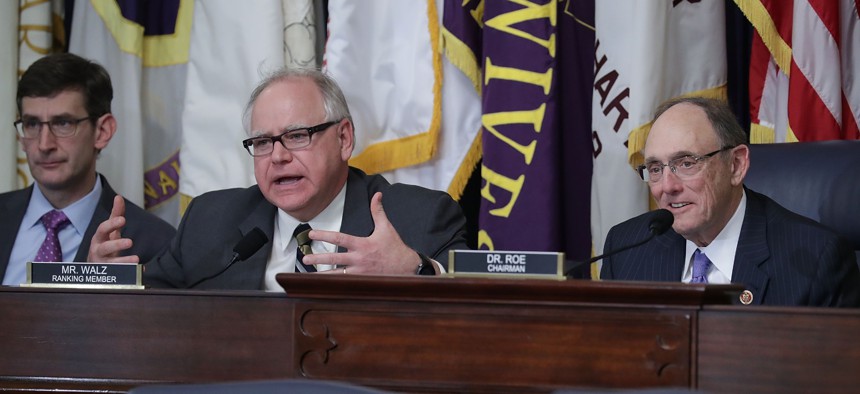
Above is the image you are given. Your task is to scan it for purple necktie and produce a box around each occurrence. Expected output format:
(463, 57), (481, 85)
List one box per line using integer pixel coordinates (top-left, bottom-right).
(34, 210), (71, 262)
(691, 249), (711, 284)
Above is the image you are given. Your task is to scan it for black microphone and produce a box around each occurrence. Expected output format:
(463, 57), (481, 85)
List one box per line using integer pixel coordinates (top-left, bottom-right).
(188, 227), (269, 289)
(564, 209), (673, 278)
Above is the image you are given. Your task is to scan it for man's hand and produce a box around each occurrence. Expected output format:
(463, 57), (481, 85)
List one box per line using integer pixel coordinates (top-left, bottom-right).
(304, 192), (421, 275)
(87, 195), (139, 263)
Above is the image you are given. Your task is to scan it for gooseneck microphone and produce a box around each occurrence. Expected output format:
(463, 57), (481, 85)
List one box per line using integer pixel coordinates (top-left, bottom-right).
(564, 209), (673, 278)
(188, 227), (269, 289)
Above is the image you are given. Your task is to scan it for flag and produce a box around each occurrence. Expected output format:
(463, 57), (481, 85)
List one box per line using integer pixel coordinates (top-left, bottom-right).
(442, 0), (593, 259)
(556, 1), (595, 275)
(324, 0), (444, 185)
(378, 0), (483, 199)
(737, 0), (860, 143)
(469, 0), (565, 252)
(591, 1), (728, 274)
(282, 0), (317, 68)
(178, 0), (286, 212)
(13, 0), (66, 191)
(69, 0), (193, 224)
(1, 1), (19, 193)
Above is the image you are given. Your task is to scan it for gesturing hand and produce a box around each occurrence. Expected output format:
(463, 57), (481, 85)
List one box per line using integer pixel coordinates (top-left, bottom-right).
(87, 195), (139, 263)
(303, 192), (421, 275)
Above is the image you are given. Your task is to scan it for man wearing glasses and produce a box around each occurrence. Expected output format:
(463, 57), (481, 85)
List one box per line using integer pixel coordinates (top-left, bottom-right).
(89, 67), (467, 290)
(0, 53), (175, 286)
(600, 97), (859, 307)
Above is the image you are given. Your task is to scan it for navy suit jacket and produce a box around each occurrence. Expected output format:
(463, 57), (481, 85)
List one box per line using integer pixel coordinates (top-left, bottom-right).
(0, 175), (175, 278)
(600, 188), (860, 307)
(143, 167), (468, 290)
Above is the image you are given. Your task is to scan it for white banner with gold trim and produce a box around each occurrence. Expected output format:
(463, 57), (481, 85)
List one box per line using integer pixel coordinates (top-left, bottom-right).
(591, 1), (727, 266)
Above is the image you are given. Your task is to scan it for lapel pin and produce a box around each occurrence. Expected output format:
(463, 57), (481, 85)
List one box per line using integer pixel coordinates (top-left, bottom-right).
(739, 290), (754, 305)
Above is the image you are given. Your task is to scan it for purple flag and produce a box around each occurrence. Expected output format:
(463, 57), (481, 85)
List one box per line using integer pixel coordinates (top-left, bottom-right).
(444, 0), (593, 271)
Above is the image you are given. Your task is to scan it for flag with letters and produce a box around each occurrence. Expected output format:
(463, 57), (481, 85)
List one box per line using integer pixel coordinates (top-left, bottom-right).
(443, 0), (594, 264)
(69, 0), (192, 224)
(69, 0), (299, 224)
(591, 0), (727, 272)
(736, 0), (860, 143)
(468, 0), (565, 252)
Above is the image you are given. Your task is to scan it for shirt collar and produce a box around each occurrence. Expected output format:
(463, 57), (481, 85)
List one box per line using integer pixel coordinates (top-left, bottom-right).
(24, 175), (102, 236)
(684, 189), (747, 282)
(275, 183), (346, 253)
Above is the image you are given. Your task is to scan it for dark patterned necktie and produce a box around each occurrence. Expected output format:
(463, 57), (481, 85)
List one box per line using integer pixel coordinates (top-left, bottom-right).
(293, 223), (316, 273)
(35, 210), (71, 262)
(691, 249), (711, 284)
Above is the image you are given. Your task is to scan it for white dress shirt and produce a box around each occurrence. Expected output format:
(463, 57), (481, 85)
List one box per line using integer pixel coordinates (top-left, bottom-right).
(263, 185), (346, 291)
(3, 176), (102, 285)
(682, 190), (747, 284)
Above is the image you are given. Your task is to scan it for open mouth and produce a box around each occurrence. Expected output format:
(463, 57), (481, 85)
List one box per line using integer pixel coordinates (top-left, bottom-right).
(275, 176), (301, 185)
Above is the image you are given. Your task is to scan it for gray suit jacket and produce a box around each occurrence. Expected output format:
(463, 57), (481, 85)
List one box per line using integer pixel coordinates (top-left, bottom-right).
(143, 167), (468, 289)
(600, 188), (860, 307)
(0, 175), (175, 278)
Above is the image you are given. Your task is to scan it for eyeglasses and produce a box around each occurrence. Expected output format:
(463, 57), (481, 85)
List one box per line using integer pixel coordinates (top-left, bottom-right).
(637, 146), (735, 183)
(242, 121), (338, 157)
(14, 116), (93, 139)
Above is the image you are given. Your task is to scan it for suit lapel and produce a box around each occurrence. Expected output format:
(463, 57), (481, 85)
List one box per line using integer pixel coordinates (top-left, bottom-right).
(731, 190), (770, 305)
(75, 175), (114, 262)
(338, 169), (374, 252)
(235, 189), (278, 288)
(653, 230), (687, 281)
(0, 188), (33, 278)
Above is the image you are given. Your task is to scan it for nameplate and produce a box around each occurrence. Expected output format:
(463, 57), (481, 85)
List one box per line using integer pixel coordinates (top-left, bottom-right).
(447, 250), (565, 279)
(25, 262), (143, 289)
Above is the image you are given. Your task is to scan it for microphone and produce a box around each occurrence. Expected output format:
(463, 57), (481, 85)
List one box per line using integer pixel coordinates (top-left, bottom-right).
(188, 227), (269, 289)
(564, 209), (673, 278)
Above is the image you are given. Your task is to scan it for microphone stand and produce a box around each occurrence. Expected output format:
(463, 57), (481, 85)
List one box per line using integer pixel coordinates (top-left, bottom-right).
(563, 232), (658, 278)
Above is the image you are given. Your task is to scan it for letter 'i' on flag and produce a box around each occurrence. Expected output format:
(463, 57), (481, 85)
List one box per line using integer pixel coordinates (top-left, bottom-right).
(591, 0), (727, 274)
(737, 0), (860, 143)
(69, 0), (193, 225)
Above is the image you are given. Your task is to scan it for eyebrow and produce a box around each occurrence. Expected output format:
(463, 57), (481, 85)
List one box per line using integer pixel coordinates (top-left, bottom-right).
(643, 151), (698, 163)
(251, 124), (312, 138)
(21, 113), (79, 120)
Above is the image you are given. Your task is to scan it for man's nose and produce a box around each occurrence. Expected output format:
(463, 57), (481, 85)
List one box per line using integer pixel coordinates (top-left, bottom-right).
(658, 167), (684, 192)
(37, 124), (58, 149)
(270, 139), (293, 162)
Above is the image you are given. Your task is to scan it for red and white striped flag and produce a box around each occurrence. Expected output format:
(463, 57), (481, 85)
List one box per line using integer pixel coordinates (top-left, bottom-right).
(739, 0), (860, 142)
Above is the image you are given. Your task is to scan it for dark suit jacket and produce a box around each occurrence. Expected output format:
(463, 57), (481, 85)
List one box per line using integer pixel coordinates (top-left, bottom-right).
(600, 188), (860, 307)
(0, 175), (175, 278)
(143, 167), (469, 290)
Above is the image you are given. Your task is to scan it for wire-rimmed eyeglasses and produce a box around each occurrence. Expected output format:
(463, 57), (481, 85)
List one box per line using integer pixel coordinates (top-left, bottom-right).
(14, 116), (93, 139)
(637, 146), (735, 183)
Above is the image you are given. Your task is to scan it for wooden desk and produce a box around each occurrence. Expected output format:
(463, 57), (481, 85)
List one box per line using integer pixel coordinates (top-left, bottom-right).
(0, 288), (295, 392)
(0, 276), (857, 393)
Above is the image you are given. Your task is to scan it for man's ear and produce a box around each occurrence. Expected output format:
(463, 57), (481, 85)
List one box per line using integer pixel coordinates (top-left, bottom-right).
(93, 113), (117, 151)
(338, 119), (355, 161)
(730, 144), (750, 186)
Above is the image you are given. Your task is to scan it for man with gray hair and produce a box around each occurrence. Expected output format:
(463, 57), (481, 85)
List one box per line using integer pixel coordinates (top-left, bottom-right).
(600, 97), (859, 307)
(90, 67), (467, 290)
